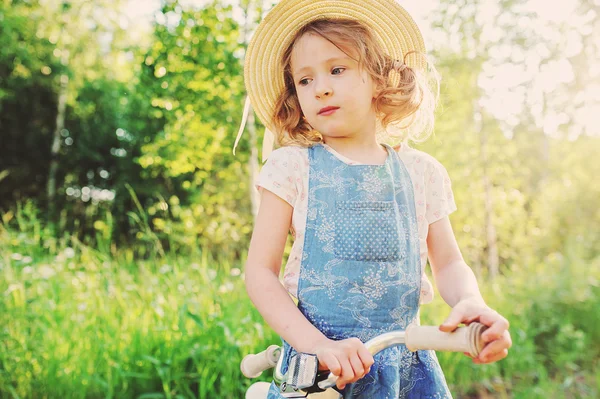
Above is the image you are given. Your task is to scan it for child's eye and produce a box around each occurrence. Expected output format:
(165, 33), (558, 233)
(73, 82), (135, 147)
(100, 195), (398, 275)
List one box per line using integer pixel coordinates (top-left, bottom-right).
(298, 68), (345, 87)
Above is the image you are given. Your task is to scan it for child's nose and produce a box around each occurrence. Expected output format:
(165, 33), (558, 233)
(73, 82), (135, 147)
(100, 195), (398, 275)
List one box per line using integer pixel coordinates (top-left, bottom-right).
(315, 79), (333, 98)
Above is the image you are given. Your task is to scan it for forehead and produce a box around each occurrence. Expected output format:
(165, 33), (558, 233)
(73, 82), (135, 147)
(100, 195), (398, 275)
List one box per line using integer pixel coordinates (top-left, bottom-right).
(291, 34), (353, 75)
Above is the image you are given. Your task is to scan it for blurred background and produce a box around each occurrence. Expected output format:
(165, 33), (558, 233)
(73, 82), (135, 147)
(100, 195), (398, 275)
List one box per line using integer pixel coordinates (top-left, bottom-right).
(0, 0), (598, 398)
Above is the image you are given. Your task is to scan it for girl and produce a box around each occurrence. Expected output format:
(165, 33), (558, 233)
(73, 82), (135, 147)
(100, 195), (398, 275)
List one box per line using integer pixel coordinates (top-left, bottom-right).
(238, 0), (512, 397)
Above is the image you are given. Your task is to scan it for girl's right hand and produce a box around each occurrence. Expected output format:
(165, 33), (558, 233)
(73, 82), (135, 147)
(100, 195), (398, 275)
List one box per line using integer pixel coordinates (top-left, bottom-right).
(313, 337), (374, 390)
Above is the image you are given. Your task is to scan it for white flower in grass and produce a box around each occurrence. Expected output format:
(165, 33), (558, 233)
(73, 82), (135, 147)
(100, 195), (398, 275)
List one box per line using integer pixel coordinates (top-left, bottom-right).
(22, 266), (34, 274)
(207, 269), (217, 281)
(22, 256), (32, 264)
(64, 247), (75, 259)
(218, 281), (234, 293)
(159, 264), (171, 274)
(230, 268), (241, 277)
(11, 253), (23, 261)
(154, 305), (165, 318)
(70, 314), (85, 323)
(38, 265), (56, 279)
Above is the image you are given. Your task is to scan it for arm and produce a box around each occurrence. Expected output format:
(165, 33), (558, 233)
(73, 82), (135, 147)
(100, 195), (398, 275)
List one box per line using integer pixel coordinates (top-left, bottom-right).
(426, 216), (485, 307)
(244, 189), (373, 388)
(244, 189), (328, 353)
(427, 216), (512, 363)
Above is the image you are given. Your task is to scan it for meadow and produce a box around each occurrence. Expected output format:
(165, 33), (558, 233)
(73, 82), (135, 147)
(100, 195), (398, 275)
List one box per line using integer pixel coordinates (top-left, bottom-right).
(1, 205), (598, 399)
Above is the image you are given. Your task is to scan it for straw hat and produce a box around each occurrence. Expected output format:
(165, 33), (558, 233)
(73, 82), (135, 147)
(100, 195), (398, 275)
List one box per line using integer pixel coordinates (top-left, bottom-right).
(234, 0), (427, 160)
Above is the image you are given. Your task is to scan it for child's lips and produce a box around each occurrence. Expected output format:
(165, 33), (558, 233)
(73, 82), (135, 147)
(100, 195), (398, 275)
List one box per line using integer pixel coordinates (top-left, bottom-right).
(319, 107), (339, 116)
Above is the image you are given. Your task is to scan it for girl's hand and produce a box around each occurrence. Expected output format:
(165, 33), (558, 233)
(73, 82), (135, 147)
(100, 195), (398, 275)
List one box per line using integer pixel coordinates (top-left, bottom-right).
(313, 337), (374, 390)
(439, 298), (512, 364)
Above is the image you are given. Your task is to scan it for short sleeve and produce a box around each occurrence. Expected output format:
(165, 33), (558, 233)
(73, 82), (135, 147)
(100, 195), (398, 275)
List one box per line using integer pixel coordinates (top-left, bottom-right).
(255, 147), (301, 206)
(425, 159), (457, 224)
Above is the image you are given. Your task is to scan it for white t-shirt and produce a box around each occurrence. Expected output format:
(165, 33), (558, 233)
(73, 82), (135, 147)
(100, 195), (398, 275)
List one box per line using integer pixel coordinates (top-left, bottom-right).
(255, 142), (457, 304)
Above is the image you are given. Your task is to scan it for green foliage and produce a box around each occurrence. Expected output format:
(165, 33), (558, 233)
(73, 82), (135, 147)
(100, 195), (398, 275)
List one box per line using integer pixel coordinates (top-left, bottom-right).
(422, 247), (600, 398)
(0, 0), (254, 257)
(0, 211), (276, 398)
(0, 0), (64, 205)
(416, 51), (600, 274)
(134, 1), (252, 257)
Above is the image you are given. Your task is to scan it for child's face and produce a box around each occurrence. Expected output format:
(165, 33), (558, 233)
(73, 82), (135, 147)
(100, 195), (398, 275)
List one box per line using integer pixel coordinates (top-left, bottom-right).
(290, 33), (379, 140)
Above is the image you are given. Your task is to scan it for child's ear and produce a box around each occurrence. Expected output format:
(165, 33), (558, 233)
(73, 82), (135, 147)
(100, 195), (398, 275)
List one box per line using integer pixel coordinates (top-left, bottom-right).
(372, 85), (381, 98)
(372, 81), (384, 98)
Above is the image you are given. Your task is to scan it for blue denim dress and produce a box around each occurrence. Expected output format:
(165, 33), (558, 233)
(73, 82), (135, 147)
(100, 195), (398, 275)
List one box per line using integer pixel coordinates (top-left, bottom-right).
(267, 144), (451, 398)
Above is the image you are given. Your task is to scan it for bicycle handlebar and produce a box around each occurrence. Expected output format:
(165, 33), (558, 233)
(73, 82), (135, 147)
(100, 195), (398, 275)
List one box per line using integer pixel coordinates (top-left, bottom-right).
(405, 323), (486, 357)
(241, 344), (282, 378)
(242, 322), (488, 393)
(318, 322), (487, 389)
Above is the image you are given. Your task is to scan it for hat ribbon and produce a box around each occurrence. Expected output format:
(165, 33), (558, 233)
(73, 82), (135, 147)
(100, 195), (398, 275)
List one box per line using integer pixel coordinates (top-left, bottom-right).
(233, 95), (276, 162)
(232, 95), (251, 156)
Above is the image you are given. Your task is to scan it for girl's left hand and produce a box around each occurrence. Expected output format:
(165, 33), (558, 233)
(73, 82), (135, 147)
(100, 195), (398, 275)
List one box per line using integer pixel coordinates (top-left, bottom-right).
(439, 298), (512, 364)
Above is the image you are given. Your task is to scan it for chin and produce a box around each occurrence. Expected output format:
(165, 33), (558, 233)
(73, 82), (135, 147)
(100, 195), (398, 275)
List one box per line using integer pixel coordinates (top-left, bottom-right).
(316, 126), (348, 138)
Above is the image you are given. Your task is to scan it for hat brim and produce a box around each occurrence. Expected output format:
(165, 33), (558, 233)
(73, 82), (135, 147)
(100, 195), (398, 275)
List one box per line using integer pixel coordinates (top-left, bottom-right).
(244, 0), (426, 134)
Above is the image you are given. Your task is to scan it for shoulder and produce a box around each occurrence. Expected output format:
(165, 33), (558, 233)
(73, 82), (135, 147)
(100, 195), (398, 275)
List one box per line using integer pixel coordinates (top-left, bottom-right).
(257, 146), (308, 206)
(397, 146), (457, 222)
(396, 144), (449, 177)
(264, 145), (308, 165)
(258, 145), (308, 183)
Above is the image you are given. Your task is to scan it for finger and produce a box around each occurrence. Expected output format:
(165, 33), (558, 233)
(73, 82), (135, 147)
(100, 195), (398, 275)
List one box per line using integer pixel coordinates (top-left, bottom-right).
(348, 353), (365, 381)
(480, 313), (510, 343)
(440, 309), (465, 332)
(357, 344), (375, 370)
(473, 348), (508, 364)
(319, 353), (341, 376)
(478, 336), (511, 362)
(336, 356), (354, 389)
(463, 314), (482, 324)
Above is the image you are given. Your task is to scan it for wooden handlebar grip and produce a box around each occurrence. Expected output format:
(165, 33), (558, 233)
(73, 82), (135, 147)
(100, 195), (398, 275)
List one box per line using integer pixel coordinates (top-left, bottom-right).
(405, 322), (487, 358)
(240, 345), (281, 378)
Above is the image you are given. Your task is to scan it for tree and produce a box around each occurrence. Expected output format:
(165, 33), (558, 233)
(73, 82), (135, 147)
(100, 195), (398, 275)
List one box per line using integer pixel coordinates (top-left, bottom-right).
(132, 0), (253, 256)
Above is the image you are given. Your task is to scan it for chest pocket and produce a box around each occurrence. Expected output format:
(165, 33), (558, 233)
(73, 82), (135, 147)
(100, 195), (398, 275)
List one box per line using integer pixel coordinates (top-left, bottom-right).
(334, 200), (406, 262)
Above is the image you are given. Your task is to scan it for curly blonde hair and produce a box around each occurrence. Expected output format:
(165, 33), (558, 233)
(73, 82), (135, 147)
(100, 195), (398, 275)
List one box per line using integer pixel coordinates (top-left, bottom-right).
(271, 18), (440, 147)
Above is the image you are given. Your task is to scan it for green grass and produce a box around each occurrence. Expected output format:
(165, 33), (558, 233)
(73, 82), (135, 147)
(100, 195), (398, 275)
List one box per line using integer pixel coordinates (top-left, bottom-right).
(425, 249), (600, 398)
(0, 207), (598, 398)
(0, 241), (277, 398)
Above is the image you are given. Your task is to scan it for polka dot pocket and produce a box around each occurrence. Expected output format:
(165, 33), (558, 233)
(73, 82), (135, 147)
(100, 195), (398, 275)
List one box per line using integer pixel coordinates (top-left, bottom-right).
(334, 200), (404, 262)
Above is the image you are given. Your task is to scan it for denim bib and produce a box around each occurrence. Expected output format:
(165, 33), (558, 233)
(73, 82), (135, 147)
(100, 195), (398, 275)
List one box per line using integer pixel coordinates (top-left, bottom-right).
(268, 144), (451, 398)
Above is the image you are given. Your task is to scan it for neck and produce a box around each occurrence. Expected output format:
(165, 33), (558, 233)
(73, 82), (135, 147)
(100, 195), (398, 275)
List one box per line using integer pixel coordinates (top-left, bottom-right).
(322, 135), (387, 165)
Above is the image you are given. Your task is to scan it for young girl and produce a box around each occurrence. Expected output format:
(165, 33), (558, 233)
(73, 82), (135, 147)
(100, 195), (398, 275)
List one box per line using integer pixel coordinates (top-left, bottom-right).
(238, 0), (512, 397)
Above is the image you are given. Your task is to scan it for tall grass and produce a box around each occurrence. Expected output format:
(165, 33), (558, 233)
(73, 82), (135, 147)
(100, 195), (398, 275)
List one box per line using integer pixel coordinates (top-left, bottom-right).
(0, 202), (598, 398)
(0, 203), (276, 398)
(424, 248), (600, 398)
